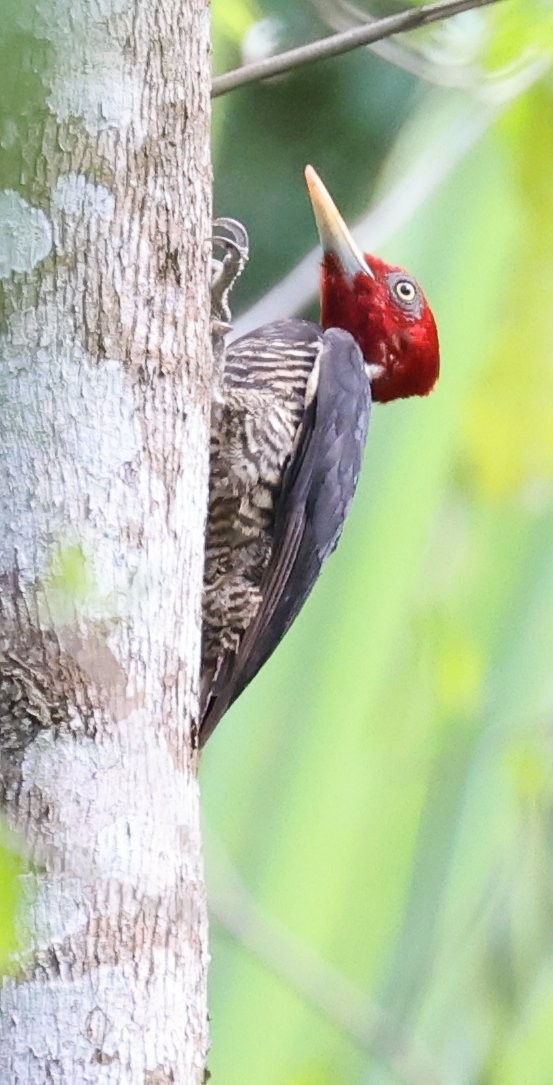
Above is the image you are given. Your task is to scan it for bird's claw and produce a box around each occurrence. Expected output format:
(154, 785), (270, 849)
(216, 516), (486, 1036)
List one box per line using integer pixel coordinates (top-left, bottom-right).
(211, 318), (233, 338)
(212, 217), (249, 266)
(211, 217), (249, 337)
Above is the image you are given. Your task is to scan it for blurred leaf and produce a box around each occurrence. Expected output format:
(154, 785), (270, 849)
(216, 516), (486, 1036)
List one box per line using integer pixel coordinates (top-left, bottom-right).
(214, 0), (260, 41)
(47, 542), (92, 601)
(0, 829), (24, 971)
(40, 540), (102, 625)
(463, 82), (553, 501)
(485, 0), (553, 68)
(495, 973), (553, 1085)
(504, 737), (552, 805)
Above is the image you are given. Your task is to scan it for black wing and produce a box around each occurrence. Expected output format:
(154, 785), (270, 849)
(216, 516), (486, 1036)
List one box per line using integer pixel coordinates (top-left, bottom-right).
(200, 328), (371, 746)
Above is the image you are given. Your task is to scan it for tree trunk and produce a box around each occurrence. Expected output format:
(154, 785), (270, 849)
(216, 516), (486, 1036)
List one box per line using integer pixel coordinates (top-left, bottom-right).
(0, 0), (211, 1080)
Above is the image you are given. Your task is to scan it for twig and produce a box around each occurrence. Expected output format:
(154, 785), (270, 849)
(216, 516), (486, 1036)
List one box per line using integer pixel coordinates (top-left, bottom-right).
(314, 0), (544, 95)
(211, 0), (505, 98)
(313, 0), (485, 89)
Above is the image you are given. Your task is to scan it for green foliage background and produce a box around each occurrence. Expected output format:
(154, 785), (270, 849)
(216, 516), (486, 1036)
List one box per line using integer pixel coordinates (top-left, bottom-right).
(205, 2), (553, 1083)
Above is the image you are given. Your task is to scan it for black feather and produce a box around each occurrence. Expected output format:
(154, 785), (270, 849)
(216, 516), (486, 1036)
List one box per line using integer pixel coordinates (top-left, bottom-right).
(200, 327), (371, 745)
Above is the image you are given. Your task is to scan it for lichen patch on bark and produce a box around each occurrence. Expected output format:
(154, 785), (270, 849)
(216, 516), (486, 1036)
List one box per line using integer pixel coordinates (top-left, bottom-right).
(0, 192), (53, 278)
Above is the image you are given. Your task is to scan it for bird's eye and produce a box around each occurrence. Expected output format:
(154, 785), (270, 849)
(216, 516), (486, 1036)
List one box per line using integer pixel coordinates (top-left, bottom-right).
(393, 279), (417, 304)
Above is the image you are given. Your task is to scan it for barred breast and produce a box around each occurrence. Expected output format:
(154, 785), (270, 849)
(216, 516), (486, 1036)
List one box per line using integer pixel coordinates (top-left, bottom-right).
(202, 319), (323, 668)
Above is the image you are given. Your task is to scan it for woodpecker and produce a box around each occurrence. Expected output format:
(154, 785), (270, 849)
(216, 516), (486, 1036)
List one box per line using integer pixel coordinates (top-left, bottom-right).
(200, 167), (439, 745)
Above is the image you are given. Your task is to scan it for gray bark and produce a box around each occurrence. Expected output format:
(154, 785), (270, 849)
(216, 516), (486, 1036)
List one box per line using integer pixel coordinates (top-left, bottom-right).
(0, 0), (211, 1080)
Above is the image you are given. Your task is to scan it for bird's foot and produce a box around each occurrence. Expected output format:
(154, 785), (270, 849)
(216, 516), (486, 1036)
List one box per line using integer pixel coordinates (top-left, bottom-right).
(211, 218), (249, 358)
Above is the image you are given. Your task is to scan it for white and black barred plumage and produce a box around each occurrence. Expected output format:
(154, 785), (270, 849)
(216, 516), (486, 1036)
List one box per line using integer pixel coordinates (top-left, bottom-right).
(200, 318), (371, 745)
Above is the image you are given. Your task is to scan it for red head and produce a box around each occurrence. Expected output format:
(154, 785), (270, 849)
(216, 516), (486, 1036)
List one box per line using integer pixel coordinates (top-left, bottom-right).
(305, 166), (439, 404)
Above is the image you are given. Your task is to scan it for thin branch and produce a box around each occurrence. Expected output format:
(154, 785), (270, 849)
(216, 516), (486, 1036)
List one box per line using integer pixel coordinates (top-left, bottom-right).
(205, 825), (445, 1085)
(314, 0), (543, 95)
(211, 0), (505, 98)
(313, 0), (486, 89)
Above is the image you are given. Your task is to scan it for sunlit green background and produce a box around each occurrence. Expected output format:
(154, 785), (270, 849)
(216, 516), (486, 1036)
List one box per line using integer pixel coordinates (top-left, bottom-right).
(204, 2), (553, 1082)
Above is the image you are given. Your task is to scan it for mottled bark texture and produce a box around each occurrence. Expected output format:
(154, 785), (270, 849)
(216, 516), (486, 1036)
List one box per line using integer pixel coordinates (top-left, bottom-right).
(0, 0), (211, 1081)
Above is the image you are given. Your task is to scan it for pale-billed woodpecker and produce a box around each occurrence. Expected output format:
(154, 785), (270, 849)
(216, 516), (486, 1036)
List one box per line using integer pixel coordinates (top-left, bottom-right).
(200, 167), (439, 745)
